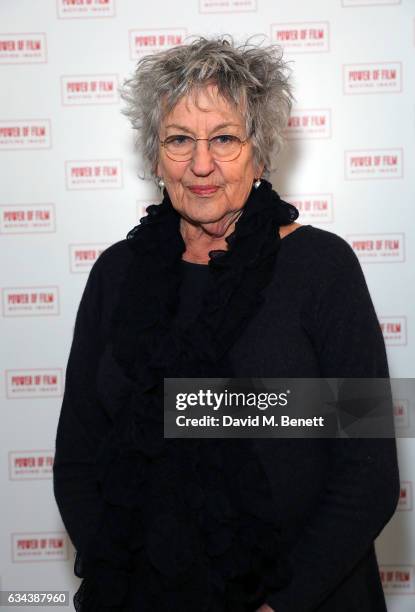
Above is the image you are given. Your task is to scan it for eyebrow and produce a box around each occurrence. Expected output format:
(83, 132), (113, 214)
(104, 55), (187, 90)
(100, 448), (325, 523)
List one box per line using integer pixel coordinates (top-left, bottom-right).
(164, 122), (242, 133)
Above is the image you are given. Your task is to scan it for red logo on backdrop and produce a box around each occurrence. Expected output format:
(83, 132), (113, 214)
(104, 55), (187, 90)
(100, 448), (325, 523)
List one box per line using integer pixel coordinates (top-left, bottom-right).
(394, 399), (410, 429)
(342, 0), (400, 6)
(346, 233), (405, 263)
(343, 62), (402, 94)
(0, 33), (47, 64)
(2, 287), (60, 317)
(61, 74), (119, 105)
(56, 0), (116, 19)
(65, 160), (123, 189)
(69, 244), (109, 272)
(270, 22), (329, 53)
(398, 482), (413, 511)
(0, 120), (51, 150)
(9, 451), (54, 480)
(345, 149), (403, 180)
(129, 29), (186, 60)
(0, 204), (55, 234)
(380, 566), (415, 594)
(5, 369), (63, 399)
(286, 110), (331, 139)
(199, 0), (257, 12)
(379, 316), (407, 345)
(12, 533), (68, 562)
(282, 194), (333, 224)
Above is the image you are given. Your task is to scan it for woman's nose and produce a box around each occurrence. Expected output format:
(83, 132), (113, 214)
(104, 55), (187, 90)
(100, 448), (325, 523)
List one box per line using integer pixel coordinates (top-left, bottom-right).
(190, 140), (216, 175)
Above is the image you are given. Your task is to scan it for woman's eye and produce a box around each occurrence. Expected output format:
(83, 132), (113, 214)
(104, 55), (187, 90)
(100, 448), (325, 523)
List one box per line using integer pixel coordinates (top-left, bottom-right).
(212, 135), (237, 145)
(166, 135), (192, 145)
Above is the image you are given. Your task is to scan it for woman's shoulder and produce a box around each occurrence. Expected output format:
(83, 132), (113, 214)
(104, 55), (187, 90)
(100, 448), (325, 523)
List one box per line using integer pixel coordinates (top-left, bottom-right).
(77, 239), (136, 336)
(281, 223), (361, 274)
(91, 238), (134, 277)
(277, 224), (369, 302)
(84, 239), (135, 302)
(97, 238), (134, 266)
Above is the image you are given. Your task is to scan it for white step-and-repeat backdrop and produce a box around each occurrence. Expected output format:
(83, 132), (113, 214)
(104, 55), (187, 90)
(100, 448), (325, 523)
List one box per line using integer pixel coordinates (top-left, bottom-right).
(1, 0), (414, 610)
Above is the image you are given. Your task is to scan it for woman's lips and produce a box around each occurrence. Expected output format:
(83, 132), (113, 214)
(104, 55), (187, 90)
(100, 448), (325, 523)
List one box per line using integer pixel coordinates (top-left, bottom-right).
(188, 186), (219, 196)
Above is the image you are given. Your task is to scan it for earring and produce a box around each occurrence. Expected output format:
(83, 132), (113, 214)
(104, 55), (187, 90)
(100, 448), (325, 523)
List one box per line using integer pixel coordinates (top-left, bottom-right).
(253, 178), (261, 189)
(157, 177), (165, 189)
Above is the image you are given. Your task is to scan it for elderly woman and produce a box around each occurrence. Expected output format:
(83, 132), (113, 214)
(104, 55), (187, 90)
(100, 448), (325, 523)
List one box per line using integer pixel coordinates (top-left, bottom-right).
(53, 37), (399, 612)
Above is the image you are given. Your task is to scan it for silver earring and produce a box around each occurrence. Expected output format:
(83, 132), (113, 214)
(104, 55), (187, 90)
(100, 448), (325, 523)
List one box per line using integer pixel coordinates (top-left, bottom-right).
(157, 177), (165, 189)
(253, 179), (261, 189)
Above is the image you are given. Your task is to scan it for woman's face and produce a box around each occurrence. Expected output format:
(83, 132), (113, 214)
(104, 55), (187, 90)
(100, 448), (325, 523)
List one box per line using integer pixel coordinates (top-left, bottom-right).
(156, 84), (264, 237)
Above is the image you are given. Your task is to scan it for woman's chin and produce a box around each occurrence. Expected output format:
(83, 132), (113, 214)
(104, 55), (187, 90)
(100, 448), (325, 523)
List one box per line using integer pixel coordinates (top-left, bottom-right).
(185, 206), (215, 220)
(199, 220), (232, 237)
(182, 204), (241, 235)
(186, 214), (235, 237)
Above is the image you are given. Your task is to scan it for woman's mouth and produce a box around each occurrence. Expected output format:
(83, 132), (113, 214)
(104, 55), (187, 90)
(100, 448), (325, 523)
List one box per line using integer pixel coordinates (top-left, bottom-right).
(188, 185), (219, 196)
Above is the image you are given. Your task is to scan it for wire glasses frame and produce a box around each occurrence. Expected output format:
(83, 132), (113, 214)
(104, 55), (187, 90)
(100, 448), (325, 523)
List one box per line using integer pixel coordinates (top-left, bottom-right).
(159, 134), (250, 162)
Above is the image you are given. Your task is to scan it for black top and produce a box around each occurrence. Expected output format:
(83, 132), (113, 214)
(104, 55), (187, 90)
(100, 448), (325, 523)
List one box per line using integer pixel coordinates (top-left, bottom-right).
(175, 259), (210, 331)
(53, 225), (400, 612)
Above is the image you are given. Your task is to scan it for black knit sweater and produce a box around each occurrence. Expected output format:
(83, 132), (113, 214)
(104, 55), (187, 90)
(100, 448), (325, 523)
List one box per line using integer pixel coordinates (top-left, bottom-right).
(53, 224), (399, 612)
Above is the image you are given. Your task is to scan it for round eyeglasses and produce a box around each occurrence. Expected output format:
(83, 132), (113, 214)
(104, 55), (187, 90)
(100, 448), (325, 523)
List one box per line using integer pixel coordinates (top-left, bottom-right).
(159, 134), (249, 162)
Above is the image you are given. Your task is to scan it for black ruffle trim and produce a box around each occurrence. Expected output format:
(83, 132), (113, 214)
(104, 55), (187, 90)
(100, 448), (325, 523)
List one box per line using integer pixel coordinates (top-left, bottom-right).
(73, 180), (298, 611)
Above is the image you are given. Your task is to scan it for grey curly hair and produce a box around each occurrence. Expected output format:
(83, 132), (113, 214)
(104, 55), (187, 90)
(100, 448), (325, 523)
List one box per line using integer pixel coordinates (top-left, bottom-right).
(119, 35), (293, 178)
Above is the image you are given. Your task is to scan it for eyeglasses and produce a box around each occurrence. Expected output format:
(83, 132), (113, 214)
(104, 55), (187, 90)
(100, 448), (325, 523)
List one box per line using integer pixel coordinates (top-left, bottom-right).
(159, 134), (249, 162)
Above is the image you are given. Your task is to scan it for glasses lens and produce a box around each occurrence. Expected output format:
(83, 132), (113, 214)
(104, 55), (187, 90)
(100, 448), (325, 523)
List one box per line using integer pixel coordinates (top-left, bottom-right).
(210, 135), (242, 161)
(164, 135), (194, 159)
(163, 134), (244, 161)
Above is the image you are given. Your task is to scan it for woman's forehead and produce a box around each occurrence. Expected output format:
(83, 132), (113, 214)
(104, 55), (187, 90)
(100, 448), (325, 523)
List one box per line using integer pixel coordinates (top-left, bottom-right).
(161, 84), (246, 128)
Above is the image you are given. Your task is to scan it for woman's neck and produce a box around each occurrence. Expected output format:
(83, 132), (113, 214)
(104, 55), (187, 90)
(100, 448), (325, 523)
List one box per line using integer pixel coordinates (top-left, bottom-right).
(180, 214), (241, 264)
(180, 216), (303, 264)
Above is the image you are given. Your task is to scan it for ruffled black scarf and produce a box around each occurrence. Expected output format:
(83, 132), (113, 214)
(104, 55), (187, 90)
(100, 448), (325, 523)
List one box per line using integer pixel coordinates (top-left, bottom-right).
(73, 180), (298, 612)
